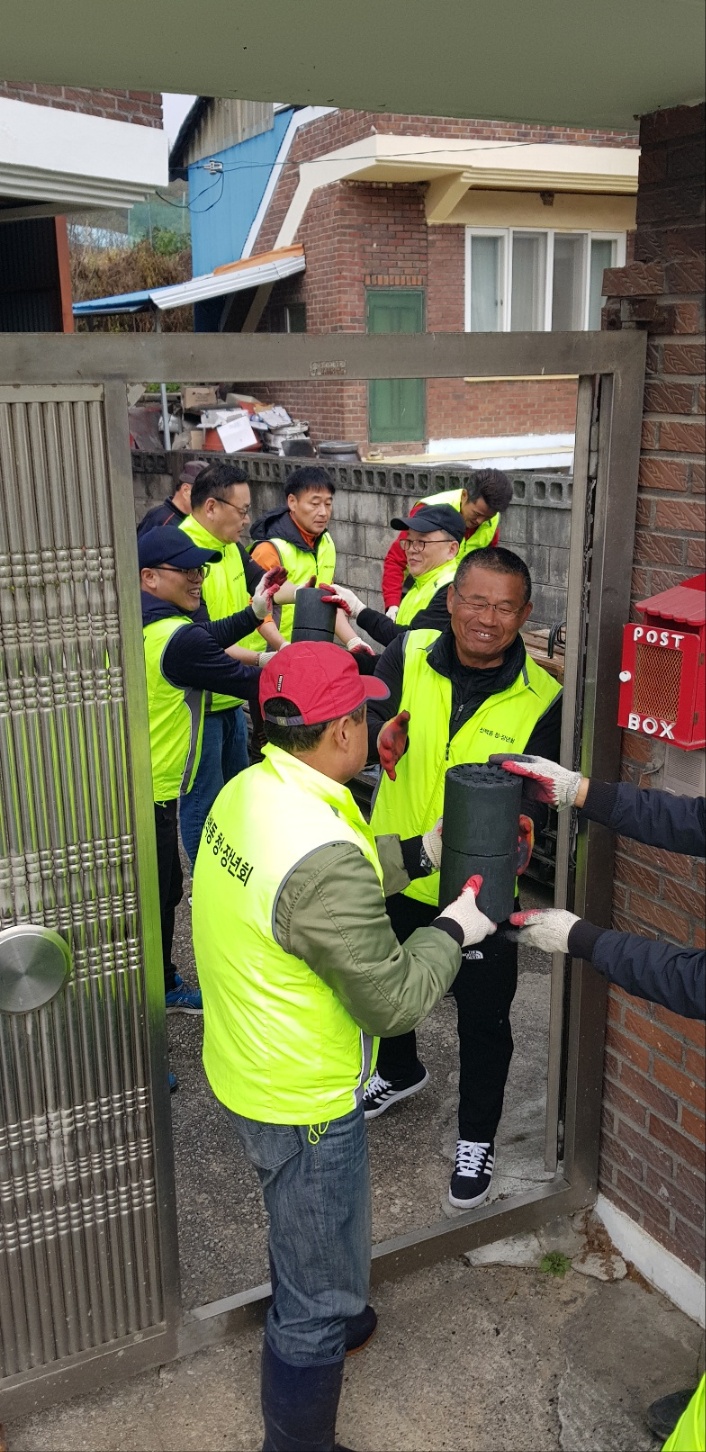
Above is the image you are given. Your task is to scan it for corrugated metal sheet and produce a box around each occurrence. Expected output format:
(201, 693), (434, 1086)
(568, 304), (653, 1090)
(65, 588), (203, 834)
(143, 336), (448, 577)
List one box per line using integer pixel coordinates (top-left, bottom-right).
(72, 244), (305, 316)
(180, 98), (273, 168)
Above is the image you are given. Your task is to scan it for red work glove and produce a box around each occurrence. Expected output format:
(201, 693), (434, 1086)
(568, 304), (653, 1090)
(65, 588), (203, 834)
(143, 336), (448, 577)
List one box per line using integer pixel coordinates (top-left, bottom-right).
(251, 565), (289, 619)
(516, 814), (534, 875)
(377, 710), (410, 781)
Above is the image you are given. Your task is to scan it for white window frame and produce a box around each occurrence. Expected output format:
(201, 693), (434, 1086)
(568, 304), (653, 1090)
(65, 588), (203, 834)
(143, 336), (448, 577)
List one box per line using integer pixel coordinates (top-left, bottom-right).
(464, 226), (627, 332)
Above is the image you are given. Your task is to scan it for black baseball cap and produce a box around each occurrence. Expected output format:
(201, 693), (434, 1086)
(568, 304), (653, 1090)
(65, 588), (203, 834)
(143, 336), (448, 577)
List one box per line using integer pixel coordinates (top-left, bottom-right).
(138, 527), (222, 571)
(390, 503), (465, 542)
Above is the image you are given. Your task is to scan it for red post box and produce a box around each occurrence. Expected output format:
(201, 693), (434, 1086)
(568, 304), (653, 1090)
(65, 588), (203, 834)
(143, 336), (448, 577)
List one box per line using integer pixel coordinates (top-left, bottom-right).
(618, 573), (705, 750)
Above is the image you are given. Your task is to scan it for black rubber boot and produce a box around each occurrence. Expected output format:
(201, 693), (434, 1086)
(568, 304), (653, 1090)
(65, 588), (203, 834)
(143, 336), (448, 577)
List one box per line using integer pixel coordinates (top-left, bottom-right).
(645, 1387), (696, 1440)
(261, 1337), (345, 1452)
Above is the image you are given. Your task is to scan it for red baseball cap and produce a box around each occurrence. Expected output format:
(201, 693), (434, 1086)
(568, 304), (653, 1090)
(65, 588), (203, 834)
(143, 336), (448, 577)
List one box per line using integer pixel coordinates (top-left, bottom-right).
(260, 642), (389, 726)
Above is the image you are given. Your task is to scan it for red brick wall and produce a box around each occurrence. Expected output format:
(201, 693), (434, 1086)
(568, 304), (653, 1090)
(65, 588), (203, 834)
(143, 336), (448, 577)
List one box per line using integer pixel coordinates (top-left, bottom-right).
(0, 81), (162, 127)
(253, 168), (578, 447)
(599, 103), (705, 1276)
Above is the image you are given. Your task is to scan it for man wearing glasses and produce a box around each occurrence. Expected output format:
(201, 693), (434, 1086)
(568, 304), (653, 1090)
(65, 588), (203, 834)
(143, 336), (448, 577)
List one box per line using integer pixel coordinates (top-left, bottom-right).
(140, 527), (281, 1014)
(179, 461), (286, 868)
(364, 547), (562, 1209)
(320, 503), (465, 647)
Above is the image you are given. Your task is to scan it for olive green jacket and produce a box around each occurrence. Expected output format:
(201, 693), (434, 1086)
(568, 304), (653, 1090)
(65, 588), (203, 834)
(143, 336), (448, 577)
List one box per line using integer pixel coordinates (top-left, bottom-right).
(274, 834), (461, 1038)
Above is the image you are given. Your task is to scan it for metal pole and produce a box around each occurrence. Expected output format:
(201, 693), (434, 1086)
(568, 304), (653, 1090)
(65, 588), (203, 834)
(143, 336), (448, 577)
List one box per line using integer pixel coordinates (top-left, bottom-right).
(154, 312), (171, 452)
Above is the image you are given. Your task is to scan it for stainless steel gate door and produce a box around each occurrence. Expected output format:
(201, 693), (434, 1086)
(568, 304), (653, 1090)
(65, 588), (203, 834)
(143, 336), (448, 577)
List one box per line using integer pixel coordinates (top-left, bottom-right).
(0, 385), (179, 1415)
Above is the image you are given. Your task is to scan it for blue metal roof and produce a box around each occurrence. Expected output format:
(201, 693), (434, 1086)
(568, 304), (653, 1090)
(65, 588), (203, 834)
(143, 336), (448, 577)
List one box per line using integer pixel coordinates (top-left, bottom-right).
(73, 289), (153, 316)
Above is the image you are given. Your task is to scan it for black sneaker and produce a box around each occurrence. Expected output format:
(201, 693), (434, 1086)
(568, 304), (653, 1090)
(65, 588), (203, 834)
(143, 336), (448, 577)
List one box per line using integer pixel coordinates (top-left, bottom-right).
(646, 1388), (695, 1440)
(449, 1139), (495, 1208)
(345, 1304), (377, 1355)
(362, 1065), (429, 1120)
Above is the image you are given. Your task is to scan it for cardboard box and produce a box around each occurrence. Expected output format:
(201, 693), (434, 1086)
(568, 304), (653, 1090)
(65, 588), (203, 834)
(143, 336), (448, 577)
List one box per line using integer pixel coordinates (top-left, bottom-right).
(181, 385), (218, 412)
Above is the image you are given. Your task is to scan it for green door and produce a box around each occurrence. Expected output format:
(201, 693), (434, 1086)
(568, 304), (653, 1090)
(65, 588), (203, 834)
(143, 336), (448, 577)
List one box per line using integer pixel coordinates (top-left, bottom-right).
(367, 289), (425, 444)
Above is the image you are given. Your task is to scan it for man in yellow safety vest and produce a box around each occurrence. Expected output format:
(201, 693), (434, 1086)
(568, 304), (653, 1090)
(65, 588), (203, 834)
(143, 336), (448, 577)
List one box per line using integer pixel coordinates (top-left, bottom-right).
(192, 642), (496, 1451)
(364, 546), (562, 1210)
(139, 527), (277, 1015)
(321, 502), (465, 649)
(381, 468), (513, 616)
(178, 460), (286, 866)
(250, 465), (337, 640)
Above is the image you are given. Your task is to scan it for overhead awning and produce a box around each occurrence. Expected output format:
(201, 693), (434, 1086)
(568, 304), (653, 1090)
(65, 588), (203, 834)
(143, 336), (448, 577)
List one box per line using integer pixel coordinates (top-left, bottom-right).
(72, 244), (305, 317)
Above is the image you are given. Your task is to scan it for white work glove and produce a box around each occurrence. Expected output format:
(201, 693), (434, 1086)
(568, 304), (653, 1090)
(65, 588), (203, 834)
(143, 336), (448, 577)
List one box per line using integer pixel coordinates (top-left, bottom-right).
(386, 605), (399, 622)
(346, 635), (376, 657)
(438, 874), (497, 948)
(489, 753), (583, 809)
(251, 566), (289, 620)
(321, 583), (365, 620)
(421, 817), (443, 872)
(257, 650), (278, 668)
(509, 908), (580, 953)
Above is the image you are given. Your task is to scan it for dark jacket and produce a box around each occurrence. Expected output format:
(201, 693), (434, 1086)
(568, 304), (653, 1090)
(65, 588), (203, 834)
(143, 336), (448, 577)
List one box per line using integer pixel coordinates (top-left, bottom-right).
(357, 582), (451, 649)
(568, 782), (705, 1021)
(368, 627), (563, 838)
(136, 498), (189, 537)
(250, 505), (328, 563)
(141, 593), (261, 700)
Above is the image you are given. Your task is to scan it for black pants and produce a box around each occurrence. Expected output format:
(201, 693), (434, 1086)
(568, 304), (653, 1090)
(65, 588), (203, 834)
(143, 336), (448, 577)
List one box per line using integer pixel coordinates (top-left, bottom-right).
(154, 799), (183, 994)
(376, 892), (519, 1143)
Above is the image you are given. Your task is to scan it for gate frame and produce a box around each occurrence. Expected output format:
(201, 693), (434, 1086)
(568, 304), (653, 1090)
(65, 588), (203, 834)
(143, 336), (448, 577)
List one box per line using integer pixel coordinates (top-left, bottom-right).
(0, 327), (646, 1409)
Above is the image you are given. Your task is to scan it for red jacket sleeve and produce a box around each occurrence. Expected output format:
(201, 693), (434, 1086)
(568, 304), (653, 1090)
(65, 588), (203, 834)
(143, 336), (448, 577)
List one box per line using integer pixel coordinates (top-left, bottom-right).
(381, 536), (408, 608)
(381, 501), (425, 608)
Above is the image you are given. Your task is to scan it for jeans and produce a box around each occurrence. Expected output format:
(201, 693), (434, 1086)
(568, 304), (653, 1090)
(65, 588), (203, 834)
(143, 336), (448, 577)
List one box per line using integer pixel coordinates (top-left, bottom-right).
(376, 891), (519, 1142)
(228, 1105), (371, 1365)
(179, 705), (249, 868)
(154, 799), (182, 993)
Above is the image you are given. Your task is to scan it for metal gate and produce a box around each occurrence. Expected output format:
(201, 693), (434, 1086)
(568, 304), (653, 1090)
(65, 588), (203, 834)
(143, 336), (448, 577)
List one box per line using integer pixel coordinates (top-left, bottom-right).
(0, 383), (179, 1414)
(0, 330), (646, 1415)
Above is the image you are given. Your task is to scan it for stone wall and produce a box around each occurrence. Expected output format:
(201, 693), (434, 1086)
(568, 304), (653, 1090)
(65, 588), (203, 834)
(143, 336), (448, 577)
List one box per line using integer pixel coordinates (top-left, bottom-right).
(132, 454), (572, 628)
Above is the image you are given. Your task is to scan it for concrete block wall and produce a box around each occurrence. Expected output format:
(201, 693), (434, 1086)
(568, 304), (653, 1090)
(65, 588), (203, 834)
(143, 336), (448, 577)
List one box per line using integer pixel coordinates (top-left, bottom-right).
(133, 454), (571, 626)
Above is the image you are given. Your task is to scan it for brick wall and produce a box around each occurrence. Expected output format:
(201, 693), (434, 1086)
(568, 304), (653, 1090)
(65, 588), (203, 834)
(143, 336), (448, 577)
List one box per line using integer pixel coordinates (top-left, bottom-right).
(248, 171), (578, 448)
(0, 81), (162, 127)
(599, 102), (705, 1276)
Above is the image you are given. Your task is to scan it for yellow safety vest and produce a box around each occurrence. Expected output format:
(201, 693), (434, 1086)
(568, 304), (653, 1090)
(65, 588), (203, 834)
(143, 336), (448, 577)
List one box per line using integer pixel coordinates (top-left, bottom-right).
(396, 558), (458, 627)
(266, 530), (336, 641)
(194, 743), (384, 1124)
(180, 513), (263, 711)
(662, 1377), (705, 1452)
(371, 628), (562, 905)
(420, 486), (499, 561)
(143, 614), (204, 802)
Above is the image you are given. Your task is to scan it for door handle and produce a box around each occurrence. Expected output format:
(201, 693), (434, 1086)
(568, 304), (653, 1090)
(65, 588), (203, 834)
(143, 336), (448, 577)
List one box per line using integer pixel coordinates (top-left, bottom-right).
(0, 924), (72, 1014)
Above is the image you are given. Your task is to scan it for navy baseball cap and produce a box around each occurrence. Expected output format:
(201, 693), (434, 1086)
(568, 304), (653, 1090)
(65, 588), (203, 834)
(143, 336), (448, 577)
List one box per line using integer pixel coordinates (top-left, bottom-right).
(138, 527), (222, 571)
(390, 503), (465, 542)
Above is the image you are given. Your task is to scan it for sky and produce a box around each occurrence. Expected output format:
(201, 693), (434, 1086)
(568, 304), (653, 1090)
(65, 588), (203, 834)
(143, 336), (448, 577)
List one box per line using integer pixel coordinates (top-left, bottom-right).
(161, 93), (196, 146)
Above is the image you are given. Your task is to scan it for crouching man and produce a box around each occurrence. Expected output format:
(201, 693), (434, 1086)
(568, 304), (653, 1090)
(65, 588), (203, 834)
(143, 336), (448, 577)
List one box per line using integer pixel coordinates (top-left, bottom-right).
(192, 642), (495, 1452)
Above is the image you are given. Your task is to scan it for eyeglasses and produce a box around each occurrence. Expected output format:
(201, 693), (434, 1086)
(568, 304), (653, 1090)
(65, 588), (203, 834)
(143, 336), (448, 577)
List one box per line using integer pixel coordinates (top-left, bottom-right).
(401, 535), (452, 553)
(453, 586), (523, 618)
(216, 497), (251, 520)
(156, 564), (210, 582)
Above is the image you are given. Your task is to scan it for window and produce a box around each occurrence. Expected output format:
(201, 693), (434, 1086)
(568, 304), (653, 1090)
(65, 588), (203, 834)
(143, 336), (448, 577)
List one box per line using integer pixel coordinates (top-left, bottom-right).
(268, 302), (306, 333)
(465, 228), (625, 332)
(367, 288), (425, 443)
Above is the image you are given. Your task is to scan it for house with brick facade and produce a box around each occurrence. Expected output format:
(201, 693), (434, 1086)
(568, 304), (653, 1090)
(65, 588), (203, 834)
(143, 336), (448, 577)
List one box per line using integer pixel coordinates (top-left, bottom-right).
(173, 102), (639, 464)
(0, 81), (167, 330)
